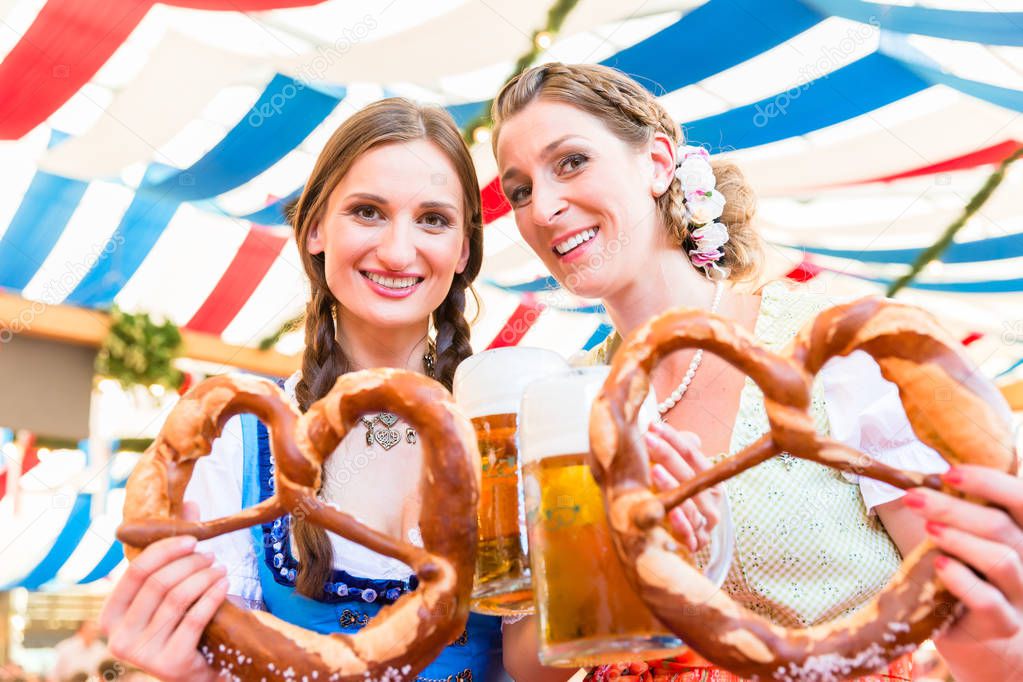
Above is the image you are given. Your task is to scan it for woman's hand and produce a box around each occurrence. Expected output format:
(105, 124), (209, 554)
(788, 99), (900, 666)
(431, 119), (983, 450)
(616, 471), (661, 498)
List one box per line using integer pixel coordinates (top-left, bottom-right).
(100, 502), (228, 682)
(644, 421), (723, 552)
(902, 465), (1023, 679)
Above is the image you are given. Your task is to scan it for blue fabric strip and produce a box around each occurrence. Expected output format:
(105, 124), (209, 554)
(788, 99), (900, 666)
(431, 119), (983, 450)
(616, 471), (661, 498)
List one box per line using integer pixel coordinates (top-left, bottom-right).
(6, 494), (93, 590)
(683, 52), (929, 153)
(485, 276), (560, 293)
(0, 170), (88, 291)
(603, 0), (822, 93)
(791, 232), (1023, 264)
(896, 59), (1023, 113)
(77, 540), (125, 585)
(0, 131), (82, 291)
(198, 186), (300, 226)
(997, 357), (1023, 378)
(803, 0), (1023, 47)
(559, 303), (606, 314)
(859, 273), (1023, 293)
(240, 188), (302, 225)
(485, 277), (605, 312)
(447, 0), (824, 129)
(582, 322), (614, 351)
(140, 76), (344, 201)
(64, 165), (181, 307)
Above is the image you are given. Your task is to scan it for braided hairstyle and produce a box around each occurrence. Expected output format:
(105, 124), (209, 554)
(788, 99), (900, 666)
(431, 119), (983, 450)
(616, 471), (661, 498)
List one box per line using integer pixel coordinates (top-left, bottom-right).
(491, 62), (761, 281)
(289, 98), (483, 596)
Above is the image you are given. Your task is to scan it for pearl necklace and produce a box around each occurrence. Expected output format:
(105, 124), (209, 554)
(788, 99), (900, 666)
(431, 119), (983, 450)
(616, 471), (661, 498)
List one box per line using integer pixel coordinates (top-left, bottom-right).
(657, 280), (725, 416)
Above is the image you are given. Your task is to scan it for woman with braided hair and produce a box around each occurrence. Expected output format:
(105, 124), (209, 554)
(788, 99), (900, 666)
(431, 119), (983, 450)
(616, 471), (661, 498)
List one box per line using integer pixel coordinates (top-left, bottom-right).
(99, 98), (504, 681)
(493, 63), (1023, 681)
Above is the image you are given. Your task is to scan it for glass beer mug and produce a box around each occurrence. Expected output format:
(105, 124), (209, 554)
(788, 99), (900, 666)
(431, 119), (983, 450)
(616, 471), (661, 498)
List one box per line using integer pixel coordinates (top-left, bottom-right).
(452, 347), (570, 615)
(519, 366), (734, 667)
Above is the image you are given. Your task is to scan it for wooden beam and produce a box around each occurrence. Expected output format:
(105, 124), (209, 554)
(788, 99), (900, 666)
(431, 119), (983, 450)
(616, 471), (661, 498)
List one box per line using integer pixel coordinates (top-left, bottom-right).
(0, 291), (300, 377)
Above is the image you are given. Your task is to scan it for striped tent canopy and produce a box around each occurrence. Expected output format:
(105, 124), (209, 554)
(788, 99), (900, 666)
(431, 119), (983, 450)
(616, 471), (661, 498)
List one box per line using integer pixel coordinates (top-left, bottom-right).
(1, 0), (1023, 588)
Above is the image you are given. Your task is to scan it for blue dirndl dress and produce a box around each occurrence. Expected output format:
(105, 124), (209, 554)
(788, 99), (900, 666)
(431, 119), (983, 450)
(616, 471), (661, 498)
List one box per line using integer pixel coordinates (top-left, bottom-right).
(238, 414), (503, 681)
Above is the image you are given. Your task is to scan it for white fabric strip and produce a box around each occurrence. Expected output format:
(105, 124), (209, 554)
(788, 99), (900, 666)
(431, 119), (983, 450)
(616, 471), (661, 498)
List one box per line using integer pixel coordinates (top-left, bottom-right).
(733, 91), (1023, 196)
(38, 32), (259, 179)
(279, 0), (655, 87)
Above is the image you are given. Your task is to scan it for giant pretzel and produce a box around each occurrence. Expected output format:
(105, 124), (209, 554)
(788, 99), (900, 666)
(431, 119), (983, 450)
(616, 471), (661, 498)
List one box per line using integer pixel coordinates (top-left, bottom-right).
(117, 369), (481, 681)
(590, 296), (1017, 681)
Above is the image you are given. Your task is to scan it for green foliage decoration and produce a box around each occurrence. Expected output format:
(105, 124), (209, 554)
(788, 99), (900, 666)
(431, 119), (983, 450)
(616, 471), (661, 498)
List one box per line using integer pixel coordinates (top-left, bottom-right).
(95, 306), (184, 390)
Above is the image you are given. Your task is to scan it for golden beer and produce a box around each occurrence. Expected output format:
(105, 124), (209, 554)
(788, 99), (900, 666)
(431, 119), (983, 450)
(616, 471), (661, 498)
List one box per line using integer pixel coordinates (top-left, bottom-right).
(452, 346), (571, 615)
(524, 453), (685, 667)
(471, 412), (532, 614)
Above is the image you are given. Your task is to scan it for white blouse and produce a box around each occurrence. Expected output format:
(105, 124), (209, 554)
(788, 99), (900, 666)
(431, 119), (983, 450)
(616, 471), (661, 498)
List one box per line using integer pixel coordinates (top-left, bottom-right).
(183, 372), (417, 605)
(821, 350), (950, 511)
(184, 358), (949, 605)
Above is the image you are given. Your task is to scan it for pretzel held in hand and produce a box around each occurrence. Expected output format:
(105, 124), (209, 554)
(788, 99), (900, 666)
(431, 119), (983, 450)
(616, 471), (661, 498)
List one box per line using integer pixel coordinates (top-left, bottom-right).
(117, 369), (480, 681)
(590, 297), (1016, 681)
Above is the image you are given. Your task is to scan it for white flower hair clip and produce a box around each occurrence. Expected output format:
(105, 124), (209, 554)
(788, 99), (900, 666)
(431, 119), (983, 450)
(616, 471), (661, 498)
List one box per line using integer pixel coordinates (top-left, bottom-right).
(674, 143), (729, 278)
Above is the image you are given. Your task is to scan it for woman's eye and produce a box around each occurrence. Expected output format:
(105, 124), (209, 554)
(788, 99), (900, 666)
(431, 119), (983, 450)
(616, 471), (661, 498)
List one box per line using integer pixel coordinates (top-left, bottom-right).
(422, 213), (451, 229)
(510, 185), (531, 205)
(557, 153), (588, 174)
(353, 205), (381, 221)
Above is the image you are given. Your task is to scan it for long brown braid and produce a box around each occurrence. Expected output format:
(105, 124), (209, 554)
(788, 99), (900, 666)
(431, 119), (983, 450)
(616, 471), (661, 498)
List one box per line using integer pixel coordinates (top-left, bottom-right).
(491, 62), (761, 281)
(288, 98), (483, 597)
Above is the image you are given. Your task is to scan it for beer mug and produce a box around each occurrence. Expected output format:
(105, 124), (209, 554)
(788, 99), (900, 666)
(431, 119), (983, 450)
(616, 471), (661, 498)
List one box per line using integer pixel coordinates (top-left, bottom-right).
(520, 366), (734, 667)
(453, 347), (570, 615)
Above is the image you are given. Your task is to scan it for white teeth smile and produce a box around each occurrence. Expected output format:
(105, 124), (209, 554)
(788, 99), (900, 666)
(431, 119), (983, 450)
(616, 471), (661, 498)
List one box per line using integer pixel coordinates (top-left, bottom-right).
(363, 272), (422, 289)
(554, 228), (598, 256)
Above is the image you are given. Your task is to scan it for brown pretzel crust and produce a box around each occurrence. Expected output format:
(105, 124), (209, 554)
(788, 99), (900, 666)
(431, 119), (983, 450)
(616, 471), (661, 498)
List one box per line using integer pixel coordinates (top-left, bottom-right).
(117, 370), (480, 681)
(590, 297), (1016, 681)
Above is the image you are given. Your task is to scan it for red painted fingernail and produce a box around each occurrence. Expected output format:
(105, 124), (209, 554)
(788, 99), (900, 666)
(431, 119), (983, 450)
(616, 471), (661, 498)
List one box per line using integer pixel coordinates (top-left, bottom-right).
(903, 491), (926, 509)
(934, 555), (949, 570)
(925, 521), (944, 537)
(943, 468), (963, 486)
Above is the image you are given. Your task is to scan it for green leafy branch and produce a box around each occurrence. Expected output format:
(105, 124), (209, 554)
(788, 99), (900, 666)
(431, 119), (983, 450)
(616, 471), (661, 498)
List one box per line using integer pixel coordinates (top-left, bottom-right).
(887, 145), (1023, 297)
(460, 0), (582, 144)
(95, 306), (184, 390)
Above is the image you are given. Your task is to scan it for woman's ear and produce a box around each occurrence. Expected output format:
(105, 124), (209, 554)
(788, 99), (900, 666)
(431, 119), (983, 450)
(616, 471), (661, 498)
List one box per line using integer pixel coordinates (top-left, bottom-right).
(455, 234), (471, 275)
(649, 131), (676, 197)
(306, 220), (325, 255)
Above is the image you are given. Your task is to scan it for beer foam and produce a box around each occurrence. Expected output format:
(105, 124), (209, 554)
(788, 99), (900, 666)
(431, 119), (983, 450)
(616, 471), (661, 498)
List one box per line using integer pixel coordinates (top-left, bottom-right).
(453, 347), (569, 418)
(520, 367), (657, 463)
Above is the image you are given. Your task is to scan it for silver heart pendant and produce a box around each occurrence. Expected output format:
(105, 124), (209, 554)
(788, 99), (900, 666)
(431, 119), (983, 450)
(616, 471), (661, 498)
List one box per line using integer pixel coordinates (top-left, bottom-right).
(373, 428), (400, 450)
(377, 412), (399, 427)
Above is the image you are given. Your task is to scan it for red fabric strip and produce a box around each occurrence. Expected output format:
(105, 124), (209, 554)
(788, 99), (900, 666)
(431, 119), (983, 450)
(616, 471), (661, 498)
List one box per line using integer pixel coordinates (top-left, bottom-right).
(169, 0), (329, 7)
(486, 296), (545, 349)
(185, 226), (288, 335)
(481, 176), (511, 224)
(0, 0), (329, 140)
(961, 331), (984, 346)
(0, 436), (38, 502)
(856, 139), (1022, 185)
(785, 255), (821, 282)
(0, 0), (153, 139)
